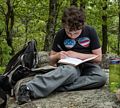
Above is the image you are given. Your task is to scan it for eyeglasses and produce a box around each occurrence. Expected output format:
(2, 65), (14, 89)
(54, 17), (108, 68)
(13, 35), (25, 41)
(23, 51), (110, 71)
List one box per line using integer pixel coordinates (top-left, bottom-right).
(66, 30), (81, 35)
(65, 29), (82, 38)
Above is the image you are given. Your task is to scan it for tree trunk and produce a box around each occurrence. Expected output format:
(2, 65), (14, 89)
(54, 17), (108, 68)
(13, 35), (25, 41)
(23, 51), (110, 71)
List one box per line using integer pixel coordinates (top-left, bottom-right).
(5, 0), (14, 55)
(102, 0), (107, 54)
(118, 0), (120, 55)
(70, 0), (78, 6)
(44, 0), (58, 51)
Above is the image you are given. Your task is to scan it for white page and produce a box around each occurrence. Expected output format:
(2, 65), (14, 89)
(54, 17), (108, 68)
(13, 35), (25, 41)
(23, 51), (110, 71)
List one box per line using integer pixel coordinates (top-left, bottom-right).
(58, 55), (98, 66)
(58, 57), (83, 66)
(82, 55), (98, 62)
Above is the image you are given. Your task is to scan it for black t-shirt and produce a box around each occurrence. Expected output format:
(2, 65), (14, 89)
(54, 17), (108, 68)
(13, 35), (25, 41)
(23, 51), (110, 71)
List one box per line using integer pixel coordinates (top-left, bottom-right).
(52, 25), (100, 54)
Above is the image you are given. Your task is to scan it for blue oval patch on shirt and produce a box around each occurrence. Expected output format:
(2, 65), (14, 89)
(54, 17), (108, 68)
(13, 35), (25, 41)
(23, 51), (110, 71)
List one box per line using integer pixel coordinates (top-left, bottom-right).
(64, 39), (76, 49)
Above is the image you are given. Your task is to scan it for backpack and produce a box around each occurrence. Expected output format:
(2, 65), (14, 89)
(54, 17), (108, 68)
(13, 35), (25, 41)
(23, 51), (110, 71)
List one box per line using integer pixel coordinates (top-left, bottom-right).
(0, 39), (38, 107)
(0, 87), (7, 108)
(0, 39), (38, 106)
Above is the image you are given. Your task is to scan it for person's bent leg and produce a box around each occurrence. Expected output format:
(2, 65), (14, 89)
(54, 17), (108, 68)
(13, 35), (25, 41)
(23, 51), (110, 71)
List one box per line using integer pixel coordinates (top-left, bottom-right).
(26, 65), (80, 98)
(57, 63), (107, 91)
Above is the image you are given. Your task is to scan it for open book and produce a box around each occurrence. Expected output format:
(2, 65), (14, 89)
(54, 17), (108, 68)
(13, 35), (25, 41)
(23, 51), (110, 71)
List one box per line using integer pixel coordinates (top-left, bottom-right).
(58, 55), (98, 66)
(31, 65), (57, 73)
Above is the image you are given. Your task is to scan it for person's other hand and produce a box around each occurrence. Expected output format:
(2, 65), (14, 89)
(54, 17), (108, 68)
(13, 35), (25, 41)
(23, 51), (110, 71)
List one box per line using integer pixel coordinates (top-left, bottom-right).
(66, 51), (78, 58)
(59, 51), (68, 59)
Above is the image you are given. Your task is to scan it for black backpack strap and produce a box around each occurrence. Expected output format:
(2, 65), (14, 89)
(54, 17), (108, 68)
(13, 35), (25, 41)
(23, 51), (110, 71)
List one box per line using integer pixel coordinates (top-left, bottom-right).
(22, 39), (38, 68)
(25, 39), (37, 53)
(4, 45), (27, 74)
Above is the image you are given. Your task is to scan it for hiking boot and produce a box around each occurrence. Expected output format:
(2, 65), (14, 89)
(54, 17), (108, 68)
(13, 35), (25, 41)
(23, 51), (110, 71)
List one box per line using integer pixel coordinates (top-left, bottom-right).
(17, 85), (31, 105)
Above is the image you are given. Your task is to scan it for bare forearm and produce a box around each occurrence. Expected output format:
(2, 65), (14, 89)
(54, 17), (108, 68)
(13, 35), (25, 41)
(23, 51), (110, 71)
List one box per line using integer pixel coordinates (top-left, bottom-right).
(50, 50), (69, 66)
(49, 53), (59, 66)
(66, 50), (102, 63)
(76, 53), (102, 63)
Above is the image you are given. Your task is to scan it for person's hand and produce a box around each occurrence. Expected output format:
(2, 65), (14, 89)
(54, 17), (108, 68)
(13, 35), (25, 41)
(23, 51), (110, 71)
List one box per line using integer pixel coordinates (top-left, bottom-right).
(59, 51), (68, 59)
(66, 51), (79, 58)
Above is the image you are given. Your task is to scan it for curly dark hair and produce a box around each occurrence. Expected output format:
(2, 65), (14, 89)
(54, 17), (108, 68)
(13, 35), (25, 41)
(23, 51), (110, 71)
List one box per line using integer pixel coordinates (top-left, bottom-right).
(62, 6), (85, 31)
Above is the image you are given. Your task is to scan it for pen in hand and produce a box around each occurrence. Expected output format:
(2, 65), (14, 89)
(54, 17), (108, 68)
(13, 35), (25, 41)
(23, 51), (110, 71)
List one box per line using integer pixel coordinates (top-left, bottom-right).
(57, 44), (63, 51)
(57, 44), (68, 59)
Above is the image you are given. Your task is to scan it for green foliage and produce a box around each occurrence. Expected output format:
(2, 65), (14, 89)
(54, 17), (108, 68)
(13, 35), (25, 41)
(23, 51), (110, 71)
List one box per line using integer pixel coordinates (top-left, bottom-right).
(0, 0), (119, 66)
(108, 34), (118, 53)
(0, 66), (5, 74)
(109, 64), (120, 92)
(12, 0), (49, 51)
(86, 0), (119, 52)
(0, 20), (4, 32)
(0, 39), (11, 65)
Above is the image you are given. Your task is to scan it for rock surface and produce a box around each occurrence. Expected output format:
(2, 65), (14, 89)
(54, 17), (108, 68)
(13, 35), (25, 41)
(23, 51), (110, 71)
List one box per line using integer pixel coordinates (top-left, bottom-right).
(7, 72), (120, 108)
(6, 53), (120, 108)
(7, 85), (120, 108)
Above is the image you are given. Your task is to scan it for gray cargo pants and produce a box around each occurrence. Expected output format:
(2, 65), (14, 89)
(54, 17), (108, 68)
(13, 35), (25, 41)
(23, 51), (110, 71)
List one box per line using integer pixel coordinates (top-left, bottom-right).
(26, 63), (107, 98)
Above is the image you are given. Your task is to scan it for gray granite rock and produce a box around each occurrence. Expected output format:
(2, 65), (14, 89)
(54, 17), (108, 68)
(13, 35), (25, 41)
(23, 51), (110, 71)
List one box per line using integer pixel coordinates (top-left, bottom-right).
(5, 53), (120, 108)
(7, 86), (120, 108)
(100, 54), (120, 69)
(7, 72), (120, 108)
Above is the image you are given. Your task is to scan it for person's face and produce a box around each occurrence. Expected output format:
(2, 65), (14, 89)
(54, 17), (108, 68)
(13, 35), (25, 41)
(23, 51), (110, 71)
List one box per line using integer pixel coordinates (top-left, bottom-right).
(65, 28), (82, 39)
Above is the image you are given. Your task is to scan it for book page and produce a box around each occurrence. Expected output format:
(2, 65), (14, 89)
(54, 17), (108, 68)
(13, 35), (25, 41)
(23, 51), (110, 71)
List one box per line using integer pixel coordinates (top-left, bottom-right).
(58, 57), (83, 66)
(58, 55), (98, 66)
(82, 55), (98, 62)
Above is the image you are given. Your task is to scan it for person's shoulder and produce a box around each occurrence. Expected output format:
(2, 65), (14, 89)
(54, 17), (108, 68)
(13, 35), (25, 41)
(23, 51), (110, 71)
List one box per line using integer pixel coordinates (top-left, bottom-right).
(83, 25), (97, 35)
(56, 28), (65, 34)
(55, 28), (66, 38)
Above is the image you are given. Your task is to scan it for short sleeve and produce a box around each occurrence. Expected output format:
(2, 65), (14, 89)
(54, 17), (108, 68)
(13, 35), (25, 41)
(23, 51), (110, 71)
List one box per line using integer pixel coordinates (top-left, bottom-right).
(89, 27), (101, 50)
(52, 29), (64, 52)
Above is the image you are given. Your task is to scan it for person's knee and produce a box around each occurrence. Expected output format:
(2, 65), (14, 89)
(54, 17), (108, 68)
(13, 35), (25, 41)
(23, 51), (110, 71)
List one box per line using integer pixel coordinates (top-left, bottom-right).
(60, 65), (79, 80)
(63, 65), (78, 75)
(97, 72), (107, 87)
